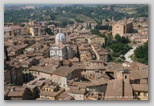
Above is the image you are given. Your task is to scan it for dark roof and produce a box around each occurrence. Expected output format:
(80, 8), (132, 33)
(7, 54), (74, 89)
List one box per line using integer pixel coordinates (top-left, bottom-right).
(7, 86), (27, 97)
(105, 79), (123, 100)
(40, 88), (64, 97)
(123, 82), (133, 99)
(73, 77), (109, 87)
(29, 65), (55, 75)
(106, 62), (123, 72)
(132, 84), (148, 92)
(79, 62), (106, 70)
(58, 91), (74, 100)
(53, 64), (78, 77)
(23, 85), (36, 90)
(35, 80), (45, 87)
(130, 70), (148, 80)
(69, 87), (86, 94)
(8, 91), (24, 97)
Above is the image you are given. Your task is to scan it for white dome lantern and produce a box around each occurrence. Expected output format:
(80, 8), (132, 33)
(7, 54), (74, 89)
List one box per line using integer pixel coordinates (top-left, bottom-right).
(55, 28), (66, 44)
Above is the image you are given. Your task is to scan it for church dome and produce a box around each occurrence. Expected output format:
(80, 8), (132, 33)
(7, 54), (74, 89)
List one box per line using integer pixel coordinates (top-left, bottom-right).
(55, 28), (66, 44)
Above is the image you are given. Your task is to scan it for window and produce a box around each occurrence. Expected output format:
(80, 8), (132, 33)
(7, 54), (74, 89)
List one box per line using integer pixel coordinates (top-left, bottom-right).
(138, 92), (140, 96)
(125, 75), (127, 79)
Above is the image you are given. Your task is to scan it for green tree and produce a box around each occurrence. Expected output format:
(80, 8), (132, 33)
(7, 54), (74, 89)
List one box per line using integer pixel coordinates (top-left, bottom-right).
(108, 43), (132, 56)
(48, 22), (54, 25)
(61, 21), (67, 27)
(68, 20), (74, 24)
(19, 24), (25, 27)
(107, 34), (113, 42)
(45, 28), (54, 35)
(134, 41), (148, 65)
(91, 29), (101, 35)
(50, 15), (56, 20)
(121, 36), (129, 44)
(102, 43), (106, 48)
(115, 33), (121, 42)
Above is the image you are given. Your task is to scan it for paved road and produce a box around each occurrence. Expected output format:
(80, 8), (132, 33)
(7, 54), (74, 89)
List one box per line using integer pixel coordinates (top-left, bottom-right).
(124, 43), (143, 62)
(124, 45), (137, 62)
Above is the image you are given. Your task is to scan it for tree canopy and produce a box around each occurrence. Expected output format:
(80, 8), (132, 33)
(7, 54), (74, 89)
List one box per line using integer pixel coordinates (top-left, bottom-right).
(45, 28), (54, 35)
(4, 4), (134, 23)
(134, 41), (148, 65)
(108, 43), (132, 55)
(115, 34), (129, 44)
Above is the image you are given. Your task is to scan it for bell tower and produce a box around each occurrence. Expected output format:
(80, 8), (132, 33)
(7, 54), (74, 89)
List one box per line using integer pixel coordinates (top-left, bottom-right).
(122, 69), (130, 83)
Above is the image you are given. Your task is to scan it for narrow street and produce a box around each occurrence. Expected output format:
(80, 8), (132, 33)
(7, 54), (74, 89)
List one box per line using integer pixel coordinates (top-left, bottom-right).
(124, 45), (137, 62)
(124, 43), (143, 62)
